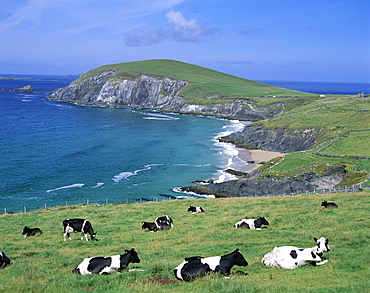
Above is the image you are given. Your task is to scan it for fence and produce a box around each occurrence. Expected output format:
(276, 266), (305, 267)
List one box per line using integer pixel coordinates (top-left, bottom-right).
(3, 184), (368, 215)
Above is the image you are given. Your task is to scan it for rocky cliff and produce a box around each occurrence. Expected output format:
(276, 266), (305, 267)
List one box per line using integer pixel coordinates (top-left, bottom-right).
(219, 123), (319, 153)
(181, 165), (349, 198)
(50, 70), (272, 120)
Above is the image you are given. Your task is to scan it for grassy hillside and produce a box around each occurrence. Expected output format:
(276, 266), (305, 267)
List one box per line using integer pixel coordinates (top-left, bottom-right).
(0, 191), (369, 292)
(253, 94), (370, 186)
(78, 59), (315, 103)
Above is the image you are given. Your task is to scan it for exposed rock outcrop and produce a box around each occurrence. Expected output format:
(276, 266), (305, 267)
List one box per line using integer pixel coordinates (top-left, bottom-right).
(11, 85), (38, 93)
(50, 70), (272, 120)
(182, 165), (349, 198)
(219, 123), (318, 153)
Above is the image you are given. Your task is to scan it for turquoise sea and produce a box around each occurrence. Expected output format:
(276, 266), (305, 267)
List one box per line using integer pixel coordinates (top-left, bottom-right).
(1, 75), (369, 212)
(0, 75), (247, 212)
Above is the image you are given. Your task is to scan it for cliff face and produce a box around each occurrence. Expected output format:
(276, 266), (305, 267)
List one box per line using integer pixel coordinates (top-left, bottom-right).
(219, 123), (318, 153)
(50, 70), (271, 120)
(183, 165), (349, 198)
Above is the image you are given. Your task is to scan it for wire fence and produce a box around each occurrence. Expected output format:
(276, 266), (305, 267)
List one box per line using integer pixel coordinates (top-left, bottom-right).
(3, 184), (368, 216)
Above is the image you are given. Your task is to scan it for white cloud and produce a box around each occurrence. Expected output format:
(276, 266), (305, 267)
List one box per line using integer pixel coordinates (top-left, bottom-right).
(124, 10), (217, 46)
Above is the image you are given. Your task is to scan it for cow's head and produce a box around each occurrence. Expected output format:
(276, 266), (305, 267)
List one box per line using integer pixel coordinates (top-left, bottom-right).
(259, 217), (270, 225)
(22, 226), (29, 235)
(91, 232), (98, 241)
(314, 237), (330, 253)
(321, 201), (327, 206)
(188, 206), (195, 212)
(232, 249), (248, 267)
(126, 249), (140, 264)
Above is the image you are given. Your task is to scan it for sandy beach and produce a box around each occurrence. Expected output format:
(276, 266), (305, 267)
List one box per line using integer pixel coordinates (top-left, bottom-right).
(232, 148), (283, 173)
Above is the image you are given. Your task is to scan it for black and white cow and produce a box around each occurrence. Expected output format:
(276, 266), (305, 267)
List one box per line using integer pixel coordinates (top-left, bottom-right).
(72, 249), (140, 275)
(188, 206), (205, 214)
(174, 249), (248, 281)
(321, 200), (338, 208)
(22, 226), (42, 237)
(262, 237), (331, 269)
(234, 217), (269, 230)
(62, 218), (97, 241)
(0, 251), (11, 269)
(142, 215), (173, 232)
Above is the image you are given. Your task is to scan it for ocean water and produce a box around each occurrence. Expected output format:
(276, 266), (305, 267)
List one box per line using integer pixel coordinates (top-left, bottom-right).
(0, 74), (247, 212)
(1, 75), (368, 212)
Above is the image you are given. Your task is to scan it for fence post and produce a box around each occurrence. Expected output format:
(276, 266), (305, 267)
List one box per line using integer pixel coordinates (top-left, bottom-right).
(86, 199), (89, 206)
(4, 208), (6, 214)
(106, 198), (108, 205)
(24, 206), (27, 213)
(66, 201), (68, 207)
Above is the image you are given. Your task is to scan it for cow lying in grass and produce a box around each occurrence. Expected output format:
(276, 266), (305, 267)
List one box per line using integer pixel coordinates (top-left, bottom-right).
(0, 251), (11, 269)
(321, 200), (338, 208)
(234, 217), (269, 230)
(174, 249), (248, 281)
(142, 215), (173, 232)
(262, 237), (331, 269)
(73, 249), (140, 275)
(188, 206), (205, 214)
(22, 226), (42, 237)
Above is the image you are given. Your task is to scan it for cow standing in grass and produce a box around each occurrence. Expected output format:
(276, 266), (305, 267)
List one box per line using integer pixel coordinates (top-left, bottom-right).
(262, 237), (331, 269)
(63, 219), (97, 241)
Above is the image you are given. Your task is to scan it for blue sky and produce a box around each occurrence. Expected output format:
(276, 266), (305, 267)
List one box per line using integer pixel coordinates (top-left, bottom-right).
(0, 0), (369, 82)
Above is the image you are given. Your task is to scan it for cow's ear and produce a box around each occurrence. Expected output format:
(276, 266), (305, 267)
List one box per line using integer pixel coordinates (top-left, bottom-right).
(125, 250), (129, 253)
(314, 237), (318, 242)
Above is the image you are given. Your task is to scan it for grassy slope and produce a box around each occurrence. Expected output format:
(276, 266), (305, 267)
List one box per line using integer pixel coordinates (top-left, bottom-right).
(255, 95), (370, 186)
(78, 59), (314, 103)
(0, 191), (369, 292)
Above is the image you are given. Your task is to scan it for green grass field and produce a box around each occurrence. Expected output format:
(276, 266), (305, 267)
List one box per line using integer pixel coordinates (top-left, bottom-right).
(0, 191), (369, 292)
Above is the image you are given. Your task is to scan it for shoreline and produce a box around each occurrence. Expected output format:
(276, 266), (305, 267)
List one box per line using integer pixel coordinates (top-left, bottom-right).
(235, 148), (283, 173)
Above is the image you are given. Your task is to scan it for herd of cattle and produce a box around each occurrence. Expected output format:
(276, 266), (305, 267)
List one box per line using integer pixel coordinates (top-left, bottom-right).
(0, 200), (338, 281)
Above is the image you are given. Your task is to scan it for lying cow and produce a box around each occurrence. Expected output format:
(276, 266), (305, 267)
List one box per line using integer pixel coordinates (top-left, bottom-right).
(73, 249), (140, 275)
(262, 237), (331, 269)
(63, 218), (97, 241)
(142, 215), (173, 232)
(0, 251), (11, 269)
(234, 217), (269, 230)
(321, 200), (338, 208)
(22, 226), (42, 237)
(174, 249), (248, 281)
(188, 206), (205, 214)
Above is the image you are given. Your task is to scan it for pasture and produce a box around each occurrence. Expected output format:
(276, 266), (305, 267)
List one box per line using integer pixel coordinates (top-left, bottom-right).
(0, 191), (369, 292)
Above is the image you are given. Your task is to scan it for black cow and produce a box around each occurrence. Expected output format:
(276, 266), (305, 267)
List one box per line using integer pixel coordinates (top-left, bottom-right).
(22, 226), (42, 237)
(188, 206), (205, 214)
(141, 221), (158, 232)
(62, 218), (97, 241)
(174, 249), (248, 281)
(0, 251), (11, 269)
(321, 201), (338, 208)
(72, 249), (140, 275)
(234, 217), (270, 230)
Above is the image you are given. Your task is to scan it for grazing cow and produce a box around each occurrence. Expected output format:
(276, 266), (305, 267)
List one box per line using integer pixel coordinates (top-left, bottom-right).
(0, 252), (11, 269)
(234, 217), (269, 230)
(321, 200), (338, 208)
(174, 249), (248, 281)
(22, 226), (42, 237)
(62, 218), (97, 241)
(262, 237), (331, 269)
(72, 249), (140, 275)
(142, 215), (173, 232)
(188, 206), (205, 214)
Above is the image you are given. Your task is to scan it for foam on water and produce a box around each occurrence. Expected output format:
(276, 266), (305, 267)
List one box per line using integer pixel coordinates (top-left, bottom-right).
(47, 183), (85, 193)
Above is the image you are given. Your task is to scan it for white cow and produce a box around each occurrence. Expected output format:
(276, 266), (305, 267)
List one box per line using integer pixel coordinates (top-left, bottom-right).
(262, 237), (330, 269)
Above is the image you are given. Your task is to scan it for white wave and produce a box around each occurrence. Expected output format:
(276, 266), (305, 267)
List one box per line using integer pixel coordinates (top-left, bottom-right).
(91, 182), (104, 188)
(172, 187), (216, 198)
(141, 112), (179, 120)
(112, 164), (164, 183)
(47, 183), (85, 193)
(21, 99), (32, 102)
